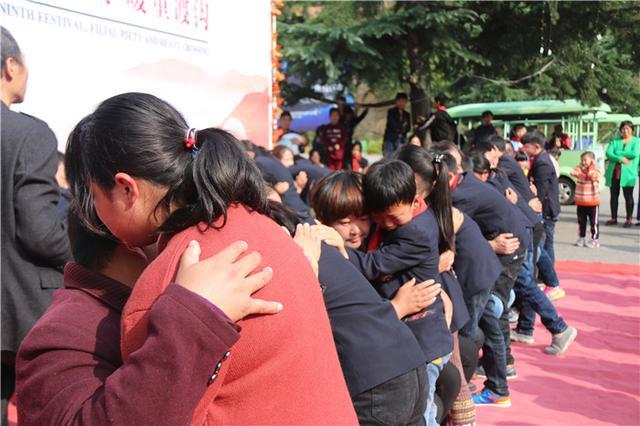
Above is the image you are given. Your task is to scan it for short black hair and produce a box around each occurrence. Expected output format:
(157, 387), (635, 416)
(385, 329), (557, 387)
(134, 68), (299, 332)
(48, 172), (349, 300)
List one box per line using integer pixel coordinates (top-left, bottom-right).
(512, 124), (526, 132)
(311, 171), (365, 224)
(514, 151), (528, 162)
(472, 141), (494, 155)
(620, 120), (635, 131)
(1, 27), (22, 72)
(395, 92), (408, 101)
(482, 110), (493, 118)
(581, 151), (595, 160)
(522, 130), (546, 148)
(488, 135), (507, 152)
(469, 150), (491, 174)
(67, 208), (118, 271)
(435, 94), (447, 105)
(336, 95), (346, 102)
(363, 160), (415, 213)
(280, 111), (292, 119)
(329, 107), (340, 116)
(431, 140), (460, 157)
(352, 141), (362, 150)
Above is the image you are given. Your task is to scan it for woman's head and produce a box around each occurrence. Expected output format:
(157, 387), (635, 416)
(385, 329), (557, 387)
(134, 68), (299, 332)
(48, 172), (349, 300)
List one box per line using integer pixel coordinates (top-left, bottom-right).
(311, 171), (370, 249)
(620, 120), (634, 138)
(272, 145), (295, 168)
(66, 92), (270, 247)
(469, 150), (491, 182)
(309, 148), (322, 165)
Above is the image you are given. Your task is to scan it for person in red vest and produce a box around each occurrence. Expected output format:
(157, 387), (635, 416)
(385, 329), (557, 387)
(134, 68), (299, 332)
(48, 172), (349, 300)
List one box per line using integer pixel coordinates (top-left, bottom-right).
(318, 108), (349, 170)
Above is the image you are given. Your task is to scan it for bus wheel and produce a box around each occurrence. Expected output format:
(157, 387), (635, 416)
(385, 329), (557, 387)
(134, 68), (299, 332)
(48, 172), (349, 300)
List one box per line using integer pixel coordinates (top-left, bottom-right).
(558, 177), (575, 205)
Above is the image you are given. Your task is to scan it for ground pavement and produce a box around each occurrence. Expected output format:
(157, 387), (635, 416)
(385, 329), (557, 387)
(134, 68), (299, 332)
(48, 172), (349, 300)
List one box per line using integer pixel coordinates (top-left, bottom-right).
(476, 186), (640, 426)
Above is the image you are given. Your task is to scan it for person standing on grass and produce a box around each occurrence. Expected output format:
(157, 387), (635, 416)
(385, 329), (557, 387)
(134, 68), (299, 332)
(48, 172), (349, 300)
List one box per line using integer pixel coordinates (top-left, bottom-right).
(571, 152), (601, 247)
(604, 121), (640, 228)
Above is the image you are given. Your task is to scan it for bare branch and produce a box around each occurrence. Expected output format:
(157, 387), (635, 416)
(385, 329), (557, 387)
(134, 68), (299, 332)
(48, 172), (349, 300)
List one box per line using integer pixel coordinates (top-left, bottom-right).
(471, 58), (556, 85)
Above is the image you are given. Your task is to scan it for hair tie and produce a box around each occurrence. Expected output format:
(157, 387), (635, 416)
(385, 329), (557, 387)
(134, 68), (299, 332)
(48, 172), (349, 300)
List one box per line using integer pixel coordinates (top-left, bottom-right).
(433, 154), (444, 165)
(184, 128), (198, 158)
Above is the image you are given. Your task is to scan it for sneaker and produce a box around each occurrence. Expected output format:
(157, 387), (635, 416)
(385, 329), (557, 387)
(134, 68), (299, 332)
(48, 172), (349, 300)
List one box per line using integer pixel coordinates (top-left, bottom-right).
(635, 222), (640, 227)
(574, 237), (586, 247)
(587, 239), (600, 249)
(605, 219), (617, 226)
(544, 326), (578, 355)
(510, 329), (535, 344)
(623, 220), (633, 228)
(472, 388), (511, 408)
(544, 286), (566, 301)
(506, 364), (517, 380)
(475, 366), (486, 378)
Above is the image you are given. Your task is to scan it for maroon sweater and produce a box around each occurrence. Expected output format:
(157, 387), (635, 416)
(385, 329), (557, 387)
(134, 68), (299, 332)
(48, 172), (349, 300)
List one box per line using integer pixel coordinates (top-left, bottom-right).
(16, 262), (240, 425)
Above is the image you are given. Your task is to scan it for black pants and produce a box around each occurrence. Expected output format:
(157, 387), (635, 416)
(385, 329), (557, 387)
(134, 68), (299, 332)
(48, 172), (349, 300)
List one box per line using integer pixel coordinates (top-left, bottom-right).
(458, 335), (479, 383)
(577, 205), (599, 239)
(1, 360), (15, 426)
(497, 256), (525, 367)
(610, 177), (635, 220)
(352, 364), (428, 426)
(435, 362), (461, 425)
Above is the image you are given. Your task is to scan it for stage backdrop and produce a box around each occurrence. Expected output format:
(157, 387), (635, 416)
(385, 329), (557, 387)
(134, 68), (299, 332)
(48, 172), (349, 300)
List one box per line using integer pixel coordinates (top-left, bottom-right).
(1, 0), (272, 149)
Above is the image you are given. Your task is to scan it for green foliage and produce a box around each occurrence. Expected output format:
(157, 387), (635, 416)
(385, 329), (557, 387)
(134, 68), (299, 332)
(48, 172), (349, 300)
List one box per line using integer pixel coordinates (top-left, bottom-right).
(278, 1), (640, 115)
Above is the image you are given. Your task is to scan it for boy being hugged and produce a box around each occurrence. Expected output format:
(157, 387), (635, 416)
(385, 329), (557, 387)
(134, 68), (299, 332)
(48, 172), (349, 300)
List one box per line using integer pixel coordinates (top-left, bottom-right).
(571, 152), (601, 248)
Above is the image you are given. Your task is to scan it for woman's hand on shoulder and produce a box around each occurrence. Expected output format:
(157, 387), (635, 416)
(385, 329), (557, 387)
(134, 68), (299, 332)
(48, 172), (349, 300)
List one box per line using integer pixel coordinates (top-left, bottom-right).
(311, 224), (348, 258)
(293, 223), (321, 276)
(176, 240), (282, 322)
(391, 278), (441, 319)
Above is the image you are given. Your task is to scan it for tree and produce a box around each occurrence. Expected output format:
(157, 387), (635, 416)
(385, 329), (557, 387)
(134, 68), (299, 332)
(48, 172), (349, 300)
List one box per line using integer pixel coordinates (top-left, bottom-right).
(278, 1), (640, 116)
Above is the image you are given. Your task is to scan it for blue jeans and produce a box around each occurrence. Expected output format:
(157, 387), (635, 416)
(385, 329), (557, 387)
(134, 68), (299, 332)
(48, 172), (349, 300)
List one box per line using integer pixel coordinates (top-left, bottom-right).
(460, 290), (491, 342)
(479, 298), (509, 396)
(537, 243), (559, 287)
(515, 237), (568, 336)
(383, 137), (402, 158)
(542, 216), (558, 264)
(425, 353), (451, 426)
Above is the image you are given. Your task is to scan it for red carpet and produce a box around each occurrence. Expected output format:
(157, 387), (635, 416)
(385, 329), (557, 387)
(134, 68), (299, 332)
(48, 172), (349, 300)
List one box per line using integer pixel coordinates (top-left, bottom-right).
(475, 261), (640, 426)
(9, 262), (640, 425)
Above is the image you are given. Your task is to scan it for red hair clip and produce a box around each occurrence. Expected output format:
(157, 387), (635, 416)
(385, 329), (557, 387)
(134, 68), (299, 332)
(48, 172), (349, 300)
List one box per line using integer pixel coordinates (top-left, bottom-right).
(184, 128), (198, 149)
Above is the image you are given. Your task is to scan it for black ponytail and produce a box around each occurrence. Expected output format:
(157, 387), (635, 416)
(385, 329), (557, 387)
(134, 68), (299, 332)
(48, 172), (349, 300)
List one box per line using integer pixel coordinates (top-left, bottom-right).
(393, 145), (455, 253)
(65, 92), (273, 237)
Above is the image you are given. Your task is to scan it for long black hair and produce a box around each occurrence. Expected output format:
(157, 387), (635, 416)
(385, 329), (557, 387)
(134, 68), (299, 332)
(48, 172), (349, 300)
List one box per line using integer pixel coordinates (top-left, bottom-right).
(393, 144), (455, 253)
(65, 92), (272, 236)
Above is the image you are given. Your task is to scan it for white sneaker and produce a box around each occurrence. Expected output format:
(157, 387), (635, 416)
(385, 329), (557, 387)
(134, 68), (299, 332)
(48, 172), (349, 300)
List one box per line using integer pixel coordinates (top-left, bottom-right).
(575, 238), (586, 247)
(587, 239), (600, 248)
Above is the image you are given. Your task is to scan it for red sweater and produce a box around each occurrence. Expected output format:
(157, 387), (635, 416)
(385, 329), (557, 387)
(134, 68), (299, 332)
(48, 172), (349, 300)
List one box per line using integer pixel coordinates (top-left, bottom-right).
(121, 205), (357, 425)
(17, 263), (240, 425)
(572, 164), (600, 207)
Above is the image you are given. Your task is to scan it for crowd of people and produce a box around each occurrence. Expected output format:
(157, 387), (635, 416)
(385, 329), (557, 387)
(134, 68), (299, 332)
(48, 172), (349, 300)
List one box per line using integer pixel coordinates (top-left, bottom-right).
(2, 24), (639, 426)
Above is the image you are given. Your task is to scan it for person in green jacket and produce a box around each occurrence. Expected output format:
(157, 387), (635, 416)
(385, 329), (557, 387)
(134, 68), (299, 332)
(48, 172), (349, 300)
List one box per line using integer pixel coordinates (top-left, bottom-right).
(605, 121), (640, 227)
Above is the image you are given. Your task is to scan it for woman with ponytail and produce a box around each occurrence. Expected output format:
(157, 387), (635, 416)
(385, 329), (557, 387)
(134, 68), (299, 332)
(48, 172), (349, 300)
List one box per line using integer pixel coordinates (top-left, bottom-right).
(18, 93), (357, 425)
(394, 144), (477, 425)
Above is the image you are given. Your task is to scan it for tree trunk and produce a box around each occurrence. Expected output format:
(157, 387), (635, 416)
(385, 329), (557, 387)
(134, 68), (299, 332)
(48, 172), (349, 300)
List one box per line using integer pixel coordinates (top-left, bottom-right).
(409, 83), (430, 121)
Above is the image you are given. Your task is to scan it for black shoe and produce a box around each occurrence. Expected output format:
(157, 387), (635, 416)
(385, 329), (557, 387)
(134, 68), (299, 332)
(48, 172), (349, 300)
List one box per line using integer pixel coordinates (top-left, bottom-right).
(623, 220), (633, 228)
(635, 222), (640, 226)
(605, 219), (618, 226)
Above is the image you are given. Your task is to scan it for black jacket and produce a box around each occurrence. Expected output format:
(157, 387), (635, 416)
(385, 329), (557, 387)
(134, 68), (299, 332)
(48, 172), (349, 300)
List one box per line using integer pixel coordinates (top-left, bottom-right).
(255, 153), (311, 220)
(347, 209), (453, 363)
(498, 154), (536, 201)
(383, 107), (411, 142)
(1, 103), (71, 353)
(318, 245), (426, 396)
(530, 152), (560, 219)
(427, 109), (456, 143)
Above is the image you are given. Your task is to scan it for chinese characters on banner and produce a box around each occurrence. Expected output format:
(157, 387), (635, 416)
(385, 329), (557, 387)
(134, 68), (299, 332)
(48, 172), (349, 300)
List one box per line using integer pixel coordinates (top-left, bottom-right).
(104, 0), (209, 30)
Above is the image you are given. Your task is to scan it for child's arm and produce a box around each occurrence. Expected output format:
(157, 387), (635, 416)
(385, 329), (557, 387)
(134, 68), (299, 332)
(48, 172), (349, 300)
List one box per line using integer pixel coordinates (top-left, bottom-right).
(346, 232), (430, 281)
(570, 166), (581, 178)
(441, 289), (453, 328)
